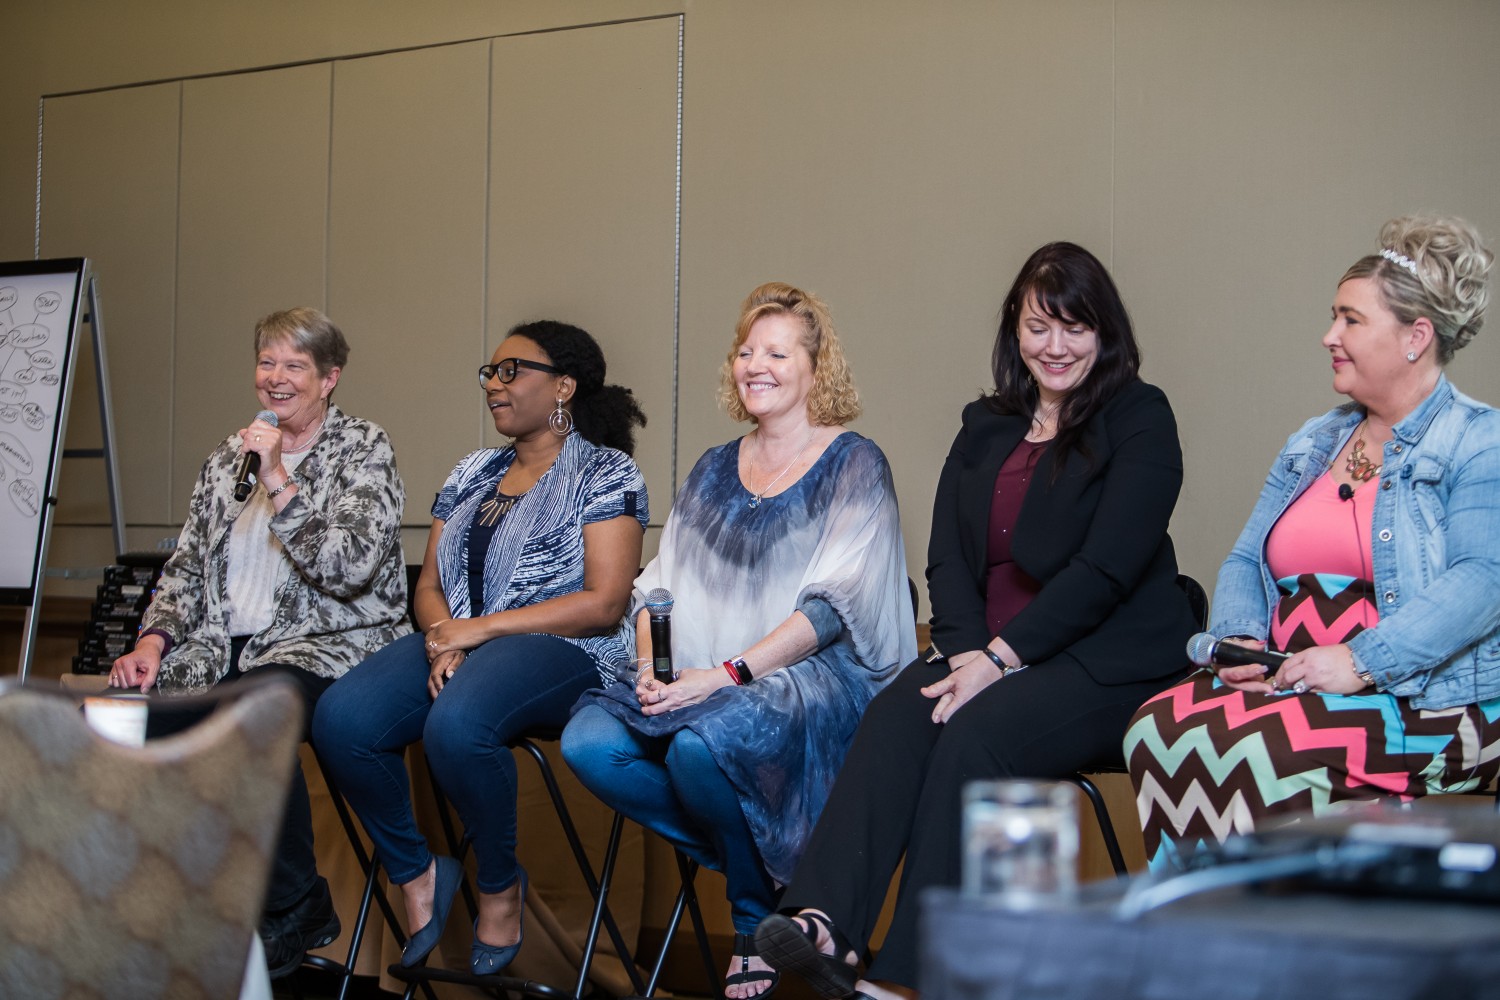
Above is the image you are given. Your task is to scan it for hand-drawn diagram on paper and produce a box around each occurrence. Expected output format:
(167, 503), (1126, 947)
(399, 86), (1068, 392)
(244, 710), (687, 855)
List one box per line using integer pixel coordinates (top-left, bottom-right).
(0, 268), (79, 591)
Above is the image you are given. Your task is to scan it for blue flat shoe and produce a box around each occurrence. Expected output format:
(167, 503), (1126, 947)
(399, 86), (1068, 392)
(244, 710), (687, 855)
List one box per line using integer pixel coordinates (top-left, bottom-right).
(400, 855), (463, 968)
(471, 866), (527, 976)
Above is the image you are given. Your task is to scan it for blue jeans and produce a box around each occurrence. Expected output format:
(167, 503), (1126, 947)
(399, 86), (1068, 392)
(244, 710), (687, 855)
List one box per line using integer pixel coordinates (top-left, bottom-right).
(313, 631), (599, 892)
(561, 704), (777, 932)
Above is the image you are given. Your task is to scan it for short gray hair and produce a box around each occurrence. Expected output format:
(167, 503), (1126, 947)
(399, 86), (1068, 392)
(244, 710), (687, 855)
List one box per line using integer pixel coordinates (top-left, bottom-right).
(253, 307), (350, 376)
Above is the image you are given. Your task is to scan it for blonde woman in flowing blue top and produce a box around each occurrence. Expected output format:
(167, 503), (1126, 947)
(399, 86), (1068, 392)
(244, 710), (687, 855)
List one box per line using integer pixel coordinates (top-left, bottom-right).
(563, 283), (915, 1000)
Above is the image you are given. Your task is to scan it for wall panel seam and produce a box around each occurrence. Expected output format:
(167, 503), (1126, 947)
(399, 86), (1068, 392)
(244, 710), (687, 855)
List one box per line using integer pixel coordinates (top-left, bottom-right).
(483, 39), (495, 452)
(171, 82), (185, 518)
(672, 14), (684, 494)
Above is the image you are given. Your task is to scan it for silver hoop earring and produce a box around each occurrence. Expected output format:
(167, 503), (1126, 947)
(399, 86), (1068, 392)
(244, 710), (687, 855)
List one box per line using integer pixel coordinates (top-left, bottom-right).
(1406, 351), (1418, 362)
(550, 396), (574, 436)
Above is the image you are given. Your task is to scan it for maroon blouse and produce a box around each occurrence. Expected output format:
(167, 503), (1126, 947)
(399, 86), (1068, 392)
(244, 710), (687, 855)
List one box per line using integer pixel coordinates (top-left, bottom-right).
(985, 438), (1048, 635)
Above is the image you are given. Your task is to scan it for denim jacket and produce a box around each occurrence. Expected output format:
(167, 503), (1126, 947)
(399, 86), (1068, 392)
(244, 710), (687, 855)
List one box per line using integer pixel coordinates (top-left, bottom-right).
(1212, 377), (1500, 710)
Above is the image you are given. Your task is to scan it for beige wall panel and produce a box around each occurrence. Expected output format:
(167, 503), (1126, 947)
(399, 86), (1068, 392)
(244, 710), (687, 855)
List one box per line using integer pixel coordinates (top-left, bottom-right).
(173, 65), (331, 522)
(677, 1), (1114, 612)
(17, 0), (1500, 627)
(328, 41), (490, 525)
(0, 3), (680, 262)
(38, 83), (181, 531)
(487, 17), (680, 522)
(1114, 0), (1500, 598)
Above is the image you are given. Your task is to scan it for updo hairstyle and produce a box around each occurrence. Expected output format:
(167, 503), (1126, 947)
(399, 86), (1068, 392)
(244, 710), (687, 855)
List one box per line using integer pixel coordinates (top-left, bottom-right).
(1341, 214), (1493, 365)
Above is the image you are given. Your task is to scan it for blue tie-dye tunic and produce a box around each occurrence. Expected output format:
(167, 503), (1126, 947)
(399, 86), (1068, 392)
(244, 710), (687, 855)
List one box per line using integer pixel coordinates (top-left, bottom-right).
(578, 430), (915, 882)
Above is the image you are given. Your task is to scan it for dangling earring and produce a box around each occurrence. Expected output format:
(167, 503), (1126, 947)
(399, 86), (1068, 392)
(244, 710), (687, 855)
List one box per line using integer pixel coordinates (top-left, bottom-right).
(550, 395), (574, 436)
(1406, 351), (1418, 363)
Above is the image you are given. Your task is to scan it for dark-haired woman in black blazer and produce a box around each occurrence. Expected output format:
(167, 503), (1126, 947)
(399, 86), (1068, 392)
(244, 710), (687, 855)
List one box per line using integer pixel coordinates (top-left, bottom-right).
(756, 242), (1199, 1000)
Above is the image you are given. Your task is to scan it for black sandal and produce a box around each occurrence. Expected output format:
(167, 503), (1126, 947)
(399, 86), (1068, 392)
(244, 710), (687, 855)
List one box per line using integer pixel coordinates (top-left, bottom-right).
(725, 931), (780, 999)
(754, 911), (858, 999)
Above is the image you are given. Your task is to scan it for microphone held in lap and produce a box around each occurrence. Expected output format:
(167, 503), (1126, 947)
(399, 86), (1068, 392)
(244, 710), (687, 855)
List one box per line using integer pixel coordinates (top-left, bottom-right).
(1186, 632), (1289, 671)
(645, 588), (675, 684)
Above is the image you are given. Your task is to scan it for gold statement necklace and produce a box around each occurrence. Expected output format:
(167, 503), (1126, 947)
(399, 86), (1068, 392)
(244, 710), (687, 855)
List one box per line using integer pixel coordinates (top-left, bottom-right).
(1343, 421), (1383, 482)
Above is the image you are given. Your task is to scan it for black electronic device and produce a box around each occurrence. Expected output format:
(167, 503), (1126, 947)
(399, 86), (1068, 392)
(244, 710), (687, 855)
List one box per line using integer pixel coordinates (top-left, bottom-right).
(1186, 632), (1289, 671)
(1158, 804), (1500, 909)
(1247, 806), (1500, 903)
(644, 588), (674, 685)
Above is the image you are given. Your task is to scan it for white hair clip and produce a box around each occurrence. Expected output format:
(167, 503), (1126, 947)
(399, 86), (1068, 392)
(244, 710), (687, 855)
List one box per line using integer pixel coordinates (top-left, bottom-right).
(1379, 247), (1419, 274)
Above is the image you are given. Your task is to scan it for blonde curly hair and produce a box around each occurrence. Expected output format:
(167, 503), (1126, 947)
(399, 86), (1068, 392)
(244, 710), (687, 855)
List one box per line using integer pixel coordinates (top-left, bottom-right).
(718, 281), (861, 425)
(1341, 214), (1493, 365)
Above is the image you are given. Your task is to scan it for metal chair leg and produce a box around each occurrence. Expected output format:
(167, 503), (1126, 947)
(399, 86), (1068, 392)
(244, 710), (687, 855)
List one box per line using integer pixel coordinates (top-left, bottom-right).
(394, 736), (647, 1000)
(624, 849), (720, 999)
(310, 752), (439, 1000)
(1069, 772), (1129, 876)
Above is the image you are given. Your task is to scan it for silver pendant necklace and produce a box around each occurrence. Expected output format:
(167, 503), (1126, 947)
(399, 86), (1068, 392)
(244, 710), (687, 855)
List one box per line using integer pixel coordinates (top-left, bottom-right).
(747, 429), (817, 509)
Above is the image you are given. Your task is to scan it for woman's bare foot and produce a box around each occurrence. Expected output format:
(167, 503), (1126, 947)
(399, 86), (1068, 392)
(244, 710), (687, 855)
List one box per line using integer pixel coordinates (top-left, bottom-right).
(756, 908), (859, 996)
(474, 877), (523, 947)
(725, 950), (778, 999)
(400, 858), (438, 934)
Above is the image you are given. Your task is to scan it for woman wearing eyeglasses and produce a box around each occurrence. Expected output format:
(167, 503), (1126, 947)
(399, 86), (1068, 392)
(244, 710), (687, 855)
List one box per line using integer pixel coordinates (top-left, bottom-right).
(314, 320), (648, 976)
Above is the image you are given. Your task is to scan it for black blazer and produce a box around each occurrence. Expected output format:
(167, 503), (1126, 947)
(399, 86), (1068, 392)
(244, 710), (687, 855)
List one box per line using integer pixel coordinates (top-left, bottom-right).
(925, 380), (1195, 685)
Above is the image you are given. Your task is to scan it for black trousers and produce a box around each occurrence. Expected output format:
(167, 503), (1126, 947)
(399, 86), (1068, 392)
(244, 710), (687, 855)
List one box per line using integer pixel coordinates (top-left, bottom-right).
(778, 653), (1177, 989)
(145, 639), (333, 912)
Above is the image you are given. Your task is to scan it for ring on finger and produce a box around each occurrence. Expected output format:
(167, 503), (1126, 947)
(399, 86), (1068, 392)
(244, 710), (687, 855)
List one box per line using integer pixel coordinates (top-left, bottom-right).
(1293, 680), (1309, 694)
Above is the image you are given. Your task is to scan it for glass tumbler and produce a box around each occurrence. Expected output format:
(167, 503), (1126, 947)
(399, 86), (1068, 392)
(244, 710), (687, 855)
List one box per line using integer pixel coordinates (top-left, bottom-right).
(961, 778), (1079, 907)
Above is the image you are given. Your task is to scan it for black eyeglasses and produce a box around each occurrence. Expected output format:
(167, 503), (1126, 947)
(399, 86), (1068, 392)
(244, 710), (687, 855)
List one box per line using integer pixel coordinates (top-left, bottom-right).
(478, 358), (564, 387)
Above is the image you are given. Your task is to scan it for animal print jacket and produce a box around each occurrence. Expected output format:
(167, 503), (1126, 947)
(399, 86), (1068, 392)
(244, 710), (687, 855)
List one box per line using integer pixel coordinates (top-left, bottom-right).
(143, 404), (410, 692)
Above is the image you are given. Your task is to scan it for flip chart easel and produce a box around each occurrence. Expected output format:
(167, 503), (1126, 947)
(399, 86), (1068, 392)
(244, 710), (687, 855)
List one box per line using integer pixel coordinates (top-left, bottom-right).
(0, 258), (123, 681)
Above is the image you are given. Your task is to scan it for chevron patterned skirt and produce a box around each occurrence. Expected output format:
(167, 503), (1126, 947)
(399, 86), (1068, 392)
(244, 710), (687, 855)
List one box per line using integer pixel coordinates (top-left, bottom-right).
(1125, 672), (1500, 869)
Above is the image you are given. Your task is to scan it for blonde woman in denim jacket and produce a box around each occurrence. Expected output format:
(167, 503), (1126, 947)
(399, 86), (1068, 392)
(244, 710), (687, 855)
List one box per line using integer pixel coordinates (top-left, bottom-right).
(1128, 215), (1500, 869)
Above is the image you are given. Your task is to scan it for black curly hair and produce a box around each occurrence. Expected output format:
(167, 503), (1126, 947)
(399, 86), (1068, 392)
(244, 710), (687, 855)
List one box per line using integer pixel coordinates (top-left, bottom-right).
(507, 320), (647, 455)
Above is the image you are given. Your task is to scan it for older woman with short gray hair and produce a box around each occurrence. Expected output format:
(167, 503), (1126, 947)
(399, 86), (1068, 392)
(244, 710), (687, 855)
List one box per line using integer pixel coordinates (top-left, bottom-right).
(111, 306), (408, 978)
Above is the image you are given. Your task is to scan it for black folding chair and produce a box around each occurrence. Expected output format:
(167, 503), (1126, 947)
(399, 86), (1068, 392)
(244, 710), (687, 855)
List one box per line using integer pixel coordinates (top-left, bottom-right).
(292, 752), (439, 1000)
(389, 727), (647, 1000)
(1067, 573), (1209, 876)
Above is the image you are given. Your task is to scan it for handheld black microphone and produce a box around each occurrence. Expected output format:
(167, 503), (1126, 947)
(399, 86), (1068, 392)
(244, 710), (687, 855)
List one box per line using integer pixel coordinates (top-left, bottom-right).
(1338, 483), (1355, 502)
(1186, 632), (1289, 671)
(232, 410), (280, 502)
(644, 588), (675, 684)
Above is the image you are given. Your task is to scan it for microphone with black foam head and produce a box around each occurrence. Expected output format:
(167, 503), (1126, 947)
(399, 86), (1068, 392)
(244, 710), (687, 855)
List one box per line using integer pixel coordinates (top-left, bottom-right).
(1339, 483), (1355, 502)
(232, 409), (280, 502)
(1186, 632), (1290, 672)
(644, 588), (675, 684)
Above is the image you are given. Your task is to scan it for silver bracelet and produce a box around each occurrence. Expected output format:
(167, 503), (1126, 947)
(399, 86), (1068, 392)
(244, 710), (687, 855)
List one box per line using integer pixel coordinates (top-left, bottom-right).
(265, 477), (294, 499)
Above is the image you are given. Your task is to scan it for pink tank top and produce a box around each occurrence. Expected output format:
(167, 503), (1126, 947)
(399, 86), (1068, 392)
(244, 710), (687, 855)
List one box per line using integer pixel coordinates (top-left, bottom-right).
(1263, 470), (1378, 653)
